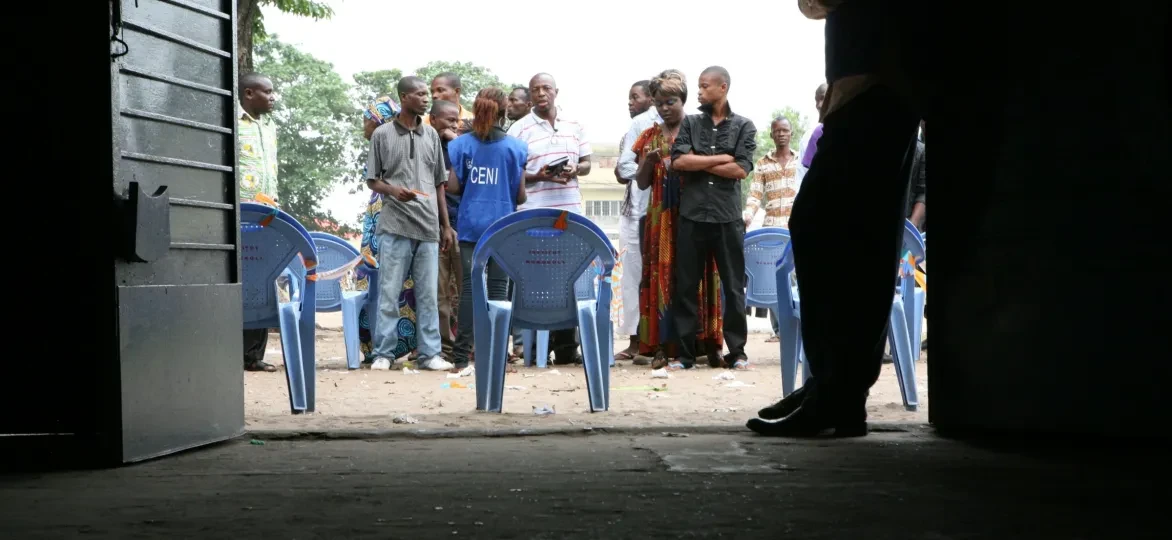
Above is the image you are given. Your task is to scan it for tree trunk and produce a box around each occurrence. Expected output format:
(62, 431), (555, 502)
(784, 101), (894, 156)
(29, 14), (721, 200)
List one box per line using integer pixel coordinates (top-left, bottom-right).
(237, 0), (258, 76)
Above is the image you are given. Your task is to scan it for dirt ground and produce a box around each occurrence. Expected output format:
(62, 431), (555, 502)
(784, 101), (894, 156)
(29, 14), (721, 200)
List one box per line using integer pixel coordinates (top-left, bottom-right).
(246, 312), (928, 431)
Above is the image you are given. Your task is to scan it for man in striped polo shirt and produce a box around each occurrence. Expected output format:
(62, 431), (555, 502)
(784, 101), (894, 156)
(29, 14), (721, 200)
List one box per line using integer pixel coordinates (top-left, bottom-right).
(507, 72), (593, 365)
(507, 73), (593, 213)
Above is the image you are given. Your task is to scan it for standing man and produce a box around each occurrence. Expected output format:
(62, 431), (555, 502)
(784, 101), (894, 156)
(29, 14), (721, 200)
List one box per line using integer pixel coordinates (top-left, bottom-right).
(238, 72), (279, 373)
(427, 72), (476, 131)
(749, 0), (927, 437)
(744, 117), (802, 343)
(504, 87), (531, 131)
(429, 100), (464, 364)
(366, 76), (458, 372)
(504, 85), (533, 358)
(613, 80), (654, 363)
(508, 72), (593, 365)
(796, 83), (828, 182)
(670, 66), (757, 370)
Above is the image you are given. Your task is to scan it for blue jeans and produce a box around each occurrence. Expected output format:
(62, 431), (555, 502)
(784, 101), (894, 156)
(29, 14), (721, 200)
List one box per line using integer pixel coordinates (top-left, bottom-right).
(373, 233), (441, 360)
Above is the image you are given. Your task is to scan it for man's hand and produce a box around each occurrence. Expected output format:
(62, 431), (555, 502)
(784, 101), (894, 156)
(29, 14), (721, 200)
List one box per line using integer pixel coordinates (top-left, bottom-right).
(554, 163), (577, 184)
(440, 126), (459, 142)
(645, 148), (663, 164)
(386, 184), (417, 202)
(440, 226), (457, 252)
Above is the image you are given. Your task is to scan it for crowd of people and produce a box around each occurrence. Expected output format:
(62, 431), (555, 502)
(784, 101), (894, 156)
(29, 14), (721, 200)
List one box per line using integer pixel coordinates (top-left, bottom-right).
(236, 0), (928, 437)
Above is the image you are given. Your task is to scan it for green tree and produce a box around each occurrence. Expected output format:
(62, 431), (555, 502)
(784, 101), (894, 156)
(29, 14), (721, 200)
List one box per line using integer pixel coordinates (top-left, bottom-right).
(255, 38), (360, 233)
(743, 107), (811, 204)
(414, 61), (510, 111)
(353, 69), (405, 109)
(238, 0), (334, 75)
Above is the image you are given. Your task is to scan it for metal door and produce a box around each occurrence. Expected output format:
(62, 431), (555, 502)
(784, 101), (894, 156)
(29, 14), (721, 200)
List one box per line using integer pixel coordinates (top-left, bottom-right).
(109, 0), (243, 462)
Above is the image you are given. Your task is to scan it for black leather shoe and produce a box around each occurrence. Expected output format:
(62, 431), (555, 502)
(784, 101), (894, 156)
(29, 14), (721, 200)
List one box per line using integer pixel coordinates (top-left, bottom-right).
(746, 386), (868, 438)
(757, 384), (809, 420)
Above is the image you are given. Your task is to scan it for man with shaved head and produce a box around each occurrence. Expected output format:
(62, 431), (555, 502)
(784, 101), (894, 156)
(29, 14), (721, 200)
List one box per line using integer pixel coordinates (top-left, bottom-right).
(365, 75), (458, 372)
(238, 71), (280, 372)
(507, 72), (594, 366)
(428, 99), (465, 363)
(670, 65), (757, 371)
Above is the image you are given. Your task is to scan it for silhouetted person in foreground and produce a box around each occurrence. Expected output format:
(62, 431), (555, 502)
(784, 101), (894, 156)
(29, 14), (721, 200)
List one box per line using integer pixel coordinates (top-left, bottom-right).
(749, 0), (927, 436)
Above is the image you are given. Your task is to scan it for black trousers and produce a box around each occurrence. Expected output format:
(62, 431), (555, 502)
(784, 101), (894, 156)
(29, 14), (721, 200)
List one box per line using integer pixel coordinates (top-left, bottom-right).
(454, 242), (508, 369)
(243, 329), (268, 366)
(788, 84), (920, 395)
(672, 217), (747, 364)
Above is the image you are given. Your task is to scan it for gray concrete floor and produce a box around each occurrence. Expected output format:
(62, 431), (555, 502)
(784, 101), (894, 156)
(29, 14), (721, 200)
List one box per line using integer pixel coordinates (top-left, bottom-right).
(0, 428), (1162, 539)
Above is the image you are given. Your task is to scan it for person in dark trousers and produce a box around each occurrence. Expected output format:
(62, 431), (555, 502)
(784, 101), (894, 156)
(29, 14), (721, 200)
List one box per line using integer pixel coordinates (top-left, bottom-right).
(749, 0), (927, 436)
(446, 87), (528, 371)
(669, 66), (757, 370)
(238, 72), (279, 373)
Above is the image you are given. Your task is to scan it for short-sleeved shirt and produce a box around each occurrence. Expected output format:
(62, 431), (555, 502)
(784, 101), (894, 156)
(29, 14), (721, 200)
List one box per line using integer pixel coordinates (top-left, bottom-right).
(448, 128), (527, 243)
(670, 104), (757, 223)
(237, 109), (279, 201)
(365, 118), (447, 242)
(507, 108), (592, 213)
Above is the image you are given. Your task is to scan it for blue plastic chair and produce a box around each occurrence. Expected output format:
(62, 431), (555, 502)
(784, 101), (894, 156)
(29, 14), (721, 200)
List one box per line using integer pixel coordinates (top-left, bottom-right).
(888, 221), (927, 409)
(472, 209), (616, 412)
(774, 219), (924, 410)
(240, 203), (318, 413)
(308, 232), (369, 370)
(744, 228), (792, 312)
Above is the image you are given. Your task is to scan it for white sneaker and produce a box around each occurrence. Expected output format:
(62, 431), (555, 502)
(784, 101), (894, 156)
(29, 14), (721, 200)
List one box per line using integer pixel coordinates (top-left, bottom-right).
(371, 357), (392, 370)
(418, 357), (455, 371)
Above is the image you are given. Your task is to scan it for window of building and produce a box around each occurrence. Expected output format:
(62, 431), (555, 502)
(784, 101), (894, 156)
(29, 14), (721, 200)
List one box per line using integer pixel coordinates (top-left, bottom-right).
(585, 200), (621, 217)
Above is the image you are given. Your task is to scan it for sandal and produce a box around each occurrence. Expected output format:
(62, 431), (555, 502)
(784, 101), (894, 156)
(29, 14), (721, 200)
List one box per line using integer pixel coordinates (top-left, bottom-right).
(667, 360), (687, 371)
(614, 350), (636, 361)
(732, 359), (751, 370)
(765, 335), (780, 343)
(650, 350), (670, 370)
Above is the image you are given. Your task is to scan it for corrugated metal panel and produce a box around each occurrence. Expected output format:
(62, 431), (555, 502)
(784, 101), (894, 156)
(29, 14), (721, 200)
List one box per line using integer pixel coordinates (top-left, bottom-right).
(114, 0), (237, 288)
(110, 0), (244, 463)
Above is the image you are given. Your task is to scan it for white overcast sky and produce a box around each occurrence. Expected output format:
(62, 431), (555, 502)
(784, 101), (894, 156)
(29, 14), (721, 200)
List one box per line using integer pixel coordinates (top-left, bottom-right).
(263, 0), (826, 225)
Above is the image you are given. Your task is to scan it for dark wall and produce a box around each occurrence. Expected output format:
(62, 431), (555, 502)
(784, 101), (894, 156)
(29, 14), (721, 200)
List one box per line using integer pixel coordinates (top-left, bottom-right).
(0, 2), (117, 461)
(929, 5), (1172, 437)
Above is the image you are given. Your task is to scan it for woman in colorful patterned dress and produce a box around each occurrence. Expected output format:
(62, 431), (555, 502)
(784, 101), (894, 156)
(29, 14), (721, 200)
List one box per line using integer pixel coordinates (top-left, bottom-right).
(633, 72), (724, 370)
(355, 97), (419, 365)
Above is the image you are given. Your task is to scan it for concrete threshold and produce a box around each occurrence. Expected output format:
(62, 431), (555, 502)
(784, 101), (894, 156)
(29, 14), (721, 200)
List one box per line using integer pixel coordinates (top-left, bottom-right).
(250, 421), (932, 441)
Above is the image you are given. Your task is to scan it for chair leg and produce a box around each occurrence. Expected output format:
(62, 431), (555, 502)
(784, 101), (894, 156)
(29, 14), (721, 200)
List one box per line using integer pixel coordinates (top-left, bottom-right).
(577, 306), (608, 412)
(888, 300), (919, 411)
(298, 289), (317, 412)
(536, 331), (549, 369)
(342, 292), (367, 370)
(474, 305), (512, 412)
(777, 311), (802, 397)
(276, 304), (307, 413)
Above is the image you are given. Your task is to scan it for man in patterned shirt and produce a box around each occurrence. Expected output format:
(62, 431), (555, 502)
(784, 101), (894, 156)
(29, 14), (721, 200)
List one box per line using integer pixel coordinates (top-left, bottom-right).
(238, 73), (278, 203)
(744, 117), (801, 343)
(238, 72), (280, 372)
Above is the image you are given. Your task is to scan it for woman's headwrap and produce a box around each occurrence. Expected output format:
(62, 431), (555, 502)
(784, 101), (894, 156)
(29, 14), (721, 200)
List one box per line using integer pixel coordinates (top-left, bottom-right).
(364, 96), (400, 125)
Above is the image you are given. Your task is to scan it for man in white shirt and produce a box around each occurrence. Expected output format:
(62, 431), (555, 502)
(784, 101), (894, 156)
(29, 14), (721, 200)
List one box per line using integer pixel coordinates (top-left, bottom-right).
(507, 72), (592, 365)
(796, 83), (828, 182)
(612, 80), (654, 362)
(507, 73), (592, 214)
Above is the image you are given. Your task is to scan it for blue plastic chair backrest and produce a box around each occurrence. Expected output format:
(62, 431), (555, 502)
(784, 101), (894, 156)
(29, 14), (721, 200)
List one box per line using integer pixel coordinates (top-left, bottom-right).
(775, 241), (798, 310)
(744, 228), (791, 308)
(473, 209), (616, 331)
(308, 232), (361, 312)
(240, 203), (318, 326)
